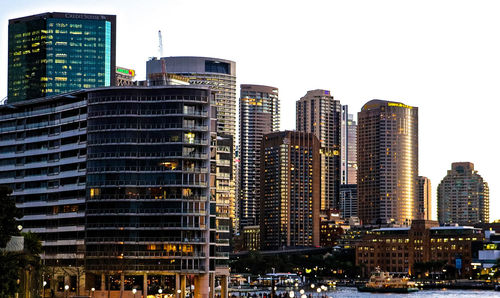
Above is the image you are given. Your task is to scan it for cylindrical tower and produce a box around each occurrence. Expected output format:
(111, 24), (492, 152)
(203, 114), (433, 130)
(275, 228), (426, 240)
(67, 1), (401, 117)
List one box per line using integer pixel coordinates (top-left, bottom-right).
(357, 100), (418, 226)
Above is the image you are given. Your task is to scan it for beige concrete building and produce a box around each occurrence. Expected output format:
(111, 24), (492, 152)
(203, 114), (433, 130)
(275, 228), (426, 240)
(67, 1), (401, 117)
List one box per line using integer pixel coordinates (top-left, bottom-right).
(438, 162), (489, 225)
(417, 176), (432, 220)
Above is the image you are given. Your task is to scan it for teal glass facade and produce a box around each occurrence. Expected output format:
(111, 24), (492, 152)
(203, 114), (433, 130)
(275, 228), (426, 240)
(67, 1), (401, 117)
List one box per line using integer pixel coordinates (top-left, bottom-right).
(8, 13), (116, 103)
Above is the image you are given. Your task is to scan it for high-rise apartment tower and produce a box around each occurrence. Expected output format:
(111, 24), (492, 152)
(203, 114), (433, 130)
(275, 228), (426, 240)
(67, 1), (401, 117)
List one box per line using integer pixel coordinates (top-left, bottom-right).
(239, 84), (279, 229)
(146, 56), (235, 268)
(357, 100), (418, 226)
(437, 162), (489, 225)
(296, 90), (341, 211)
(260, 131), (320, 250)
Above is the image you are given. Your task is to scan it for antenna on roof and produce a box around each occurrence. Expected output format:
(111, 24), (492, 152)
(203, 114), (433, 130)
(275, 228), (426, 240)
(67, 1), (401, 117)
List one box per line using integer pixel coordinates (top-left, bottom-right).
(158, 30), (164, 57)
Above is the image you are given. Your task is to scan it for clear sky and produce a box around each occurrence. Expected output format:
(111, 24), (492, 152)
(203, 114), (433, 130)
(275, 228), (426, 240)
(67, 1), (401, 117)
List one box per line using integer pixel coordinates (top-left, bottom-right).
(0, 0), (498, 220)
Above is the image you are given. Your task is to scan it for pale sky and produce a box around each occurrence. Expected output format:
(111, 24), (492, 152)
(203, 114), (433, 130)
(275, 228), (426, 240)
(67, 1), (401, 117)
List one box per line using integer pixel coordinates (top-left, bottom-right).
(0, 0), (498, 220)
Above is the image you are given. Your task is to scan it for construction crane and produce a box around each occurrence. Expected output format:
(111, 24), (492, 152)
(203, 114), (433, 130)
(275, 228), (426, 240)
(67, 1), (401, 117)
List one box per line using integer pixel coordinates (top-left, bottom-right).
(158, 30), (167, 85)
(158, 30), (164, 57)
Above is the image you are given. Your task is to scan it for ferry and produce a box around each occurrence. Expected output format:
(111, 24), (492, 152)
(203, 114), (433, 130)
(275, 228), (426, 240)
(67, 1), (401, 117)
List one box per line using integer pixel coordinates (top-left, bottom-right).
(357, 268), (419, 293)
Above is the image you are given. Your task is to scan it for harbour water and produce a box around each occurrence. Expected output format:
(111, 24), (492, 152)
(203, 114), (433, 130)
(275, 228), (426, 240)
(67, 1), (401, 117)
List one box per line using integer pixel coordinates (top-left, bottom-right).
(274, 287), (500, 297)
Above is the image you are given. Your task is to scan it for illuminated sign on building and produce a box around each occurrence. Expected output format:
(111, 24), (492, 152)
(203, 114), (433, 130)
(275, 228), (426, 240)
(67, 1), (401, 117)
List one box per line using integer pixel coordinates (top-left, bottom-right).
(116, 67), (135, 77)
(388, 102), (413, 109)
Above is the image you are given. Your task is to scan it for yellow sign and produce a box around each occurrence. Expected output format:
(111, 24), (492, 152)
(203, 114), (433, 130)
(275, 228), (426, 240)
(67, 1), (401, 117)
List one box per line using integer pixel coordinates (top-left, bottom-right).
(388, 102), (413, 109)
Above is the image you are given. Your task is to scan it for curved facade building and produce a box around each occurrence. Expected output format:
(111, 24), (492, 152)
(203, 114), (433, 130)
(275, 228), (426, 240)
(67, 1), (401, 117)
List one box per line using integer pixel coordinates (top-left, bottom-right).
(357, 100), (418, 226)
(0, 93), (88, 273)
(146, 56), (236, 137)
(0, 86), (227, 297)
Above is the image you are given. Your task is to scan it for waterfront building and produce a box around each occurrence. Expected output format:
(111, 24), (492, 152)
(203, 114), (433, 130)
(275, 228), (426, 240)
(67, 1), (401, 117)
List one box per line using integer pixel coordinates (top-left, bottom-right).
(320, 212), (347, 248)
(260, 131), (320, 250)
(340, 184), (357, 220)
(417, 176), (432, 220)
(8, 12), (116, 103)
(239, 84), (280, 229)
(115, 66), (135, 86)
(357, 100), (418, 226)
(296, 90), (341, 212)
(147, 57), (236, 249)
(438, 162), (489, 225)
(341, 106), (357, 185)
(356, 220), (484, 277)
(473, 230), (500, 273)
(0, 86), (228, 297)
(0, 91), (88, 289)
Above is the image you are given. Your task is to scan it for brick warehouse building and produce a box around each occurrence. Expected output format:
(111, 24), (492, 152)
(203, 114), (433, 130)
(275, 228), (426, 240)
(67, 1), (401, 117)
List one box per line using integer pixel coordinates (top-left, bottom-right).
(356, 220), (484, 277)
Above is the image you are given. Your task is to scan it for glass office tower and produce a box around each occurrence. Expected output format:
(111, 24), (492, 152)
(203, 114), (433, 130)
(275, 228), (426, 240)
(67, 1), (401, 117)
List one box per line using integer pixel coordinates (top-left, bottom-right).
(8, 12), (116, 103)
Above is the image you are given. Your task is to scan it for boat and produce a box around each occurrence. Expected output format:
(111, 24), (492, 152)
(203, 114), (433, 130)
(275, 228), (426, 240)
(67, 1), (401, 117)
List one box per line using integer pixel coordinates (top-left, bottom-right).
(357, 267), (419, 293)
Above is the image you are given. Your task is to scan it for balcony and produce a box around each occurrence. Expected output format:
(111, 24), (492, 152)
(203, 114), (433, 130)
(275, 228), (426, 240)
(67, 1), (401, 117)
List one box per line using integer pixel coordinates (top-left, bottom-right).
(85, 236), (206, 244)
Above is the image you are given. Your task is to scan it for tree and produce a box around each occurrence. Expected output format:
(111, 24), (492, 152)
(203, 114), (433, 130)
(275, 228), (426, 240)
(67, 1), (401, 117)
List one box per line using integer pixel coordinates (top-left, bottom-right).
(0, 251), (21, 296)
(0, 186), (21, 248)
(0, 186), (23, 296)
(20, 232), (44, 297)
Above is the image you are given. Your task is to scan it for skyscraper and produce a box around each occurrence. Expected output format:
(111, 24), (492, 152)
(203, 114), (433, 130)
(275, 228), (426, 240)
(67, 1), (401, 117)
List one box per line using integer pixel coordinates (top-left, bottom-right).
(8, 12), (116, 103)
(296, 89), (341, 212)
(357, 100), (418, 226)
(417, 176), (432, 220)
(239, 84), (280, 229)
(341, 106), (357, 185)
(260, 131), (320, 250)
(437, 162), (489, 225)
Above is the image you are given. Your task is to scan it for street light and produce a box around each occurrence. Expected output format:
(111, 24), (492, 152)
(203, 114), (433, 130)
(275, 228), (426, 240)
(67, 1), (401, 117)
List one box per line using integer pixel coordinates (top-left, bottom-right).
(158, 288), (163, 295)
(132, 288), (137, 298)
(289, 291), (295, 297)
(299, 289), (305, 295)
(42, 281), (47, 298)
(64, 285), (69, 298)
(310, 284), (315, 288)
(91, 288), (95, 297)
